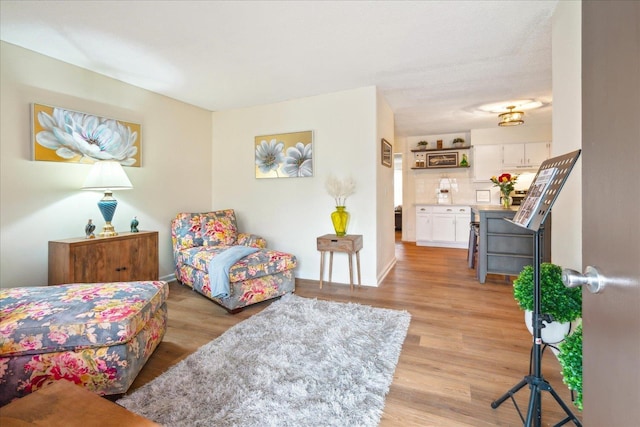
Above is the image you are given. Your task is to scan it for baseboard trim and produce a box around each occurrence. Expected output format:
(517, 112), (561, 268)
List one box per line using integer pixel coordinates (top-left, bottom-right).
(159, 273), (176, 283)
(377, 257), (397, 285)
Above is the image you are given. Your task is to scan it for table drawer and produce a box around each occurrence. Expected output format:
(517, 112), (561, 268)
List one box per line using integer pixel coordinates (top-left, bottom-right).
(317, 234), (363, 252)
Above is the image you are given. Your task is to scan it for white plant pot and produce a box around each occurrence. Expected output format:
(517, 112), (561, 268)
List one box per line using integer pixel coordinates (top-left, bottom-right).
(524, 310), (571, 344)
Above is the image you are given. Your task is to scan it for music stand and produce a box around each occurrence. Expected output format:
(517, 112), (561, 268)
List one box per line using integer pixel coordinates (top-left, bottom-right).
(491, 150), (582, 427)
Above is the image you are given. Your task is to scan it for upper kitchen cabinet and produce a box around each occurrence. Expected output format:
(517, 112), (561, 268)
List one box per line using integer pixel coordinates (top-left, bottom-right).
(502, 142), (550, 169)
(472, 145), (503, 182)
(472, 142), (551, 181)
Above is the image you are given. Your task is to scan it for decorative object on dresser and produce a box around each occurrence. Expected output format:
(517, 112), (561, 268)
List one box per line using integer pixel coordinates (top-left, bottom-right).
(130, 216), (139, 232)
(82, 160), (133, 237)
(48, 231), (159, 285)
(117, 294), (411, 427)
(0, 280), (168, 406)
(84, 218), (96, 239)
(171, 210), (297, 313)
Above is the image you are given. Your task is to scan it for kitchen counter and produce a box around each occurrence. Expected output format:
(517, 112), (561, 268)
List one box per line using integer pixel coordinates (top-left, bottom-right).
(470, 205), (520, 213)
(471, 205), (550, 283)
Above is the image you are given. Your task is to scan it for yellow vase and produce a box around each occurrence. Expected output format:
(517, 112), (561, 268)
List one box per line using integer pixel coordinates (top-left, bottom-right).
(331, 206), (350, 236)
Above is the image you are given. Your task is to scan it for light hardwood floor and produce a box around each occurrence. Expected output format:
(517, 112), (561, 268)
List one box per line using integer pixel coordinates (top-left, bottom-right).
(130, 235), (582, 426)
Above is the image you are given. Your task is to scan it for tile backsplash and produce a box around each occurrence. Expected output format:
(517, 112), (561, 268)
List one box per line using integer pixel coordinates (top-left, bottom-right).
(414, 172), (536, 206)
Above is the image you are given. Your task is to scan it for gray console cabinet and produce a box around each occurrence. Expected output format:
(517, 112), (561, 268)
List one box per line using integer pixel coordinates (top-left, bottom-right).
(472, 206), (550, 283)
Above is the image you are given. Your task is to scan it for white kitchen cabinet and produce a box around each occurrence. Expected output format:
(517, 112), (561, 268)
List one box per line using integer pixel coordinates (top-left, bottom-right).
(432, 212), (455, 242)
(473, 144), (503, 182)
(502, 142), (550, 169)
(454, 208), (472, 245)
(473, 143), (551, 181)
(415, 205), (432, 242)
(416, 205), (470, 248)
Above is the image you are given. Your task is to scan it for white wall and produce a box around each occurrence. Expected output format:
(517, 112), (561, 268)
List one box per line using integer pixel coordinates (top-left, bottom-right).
(0, 42), (213, 287)
(210, 86), (382, 285)
(551, 1), (582, 270)
(376, 90), (396, 283)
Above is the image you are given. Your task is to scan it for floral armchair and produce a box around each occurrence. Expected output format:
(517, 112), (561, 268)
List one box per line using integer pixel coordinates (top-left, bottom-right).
(171, 210), (297, 313)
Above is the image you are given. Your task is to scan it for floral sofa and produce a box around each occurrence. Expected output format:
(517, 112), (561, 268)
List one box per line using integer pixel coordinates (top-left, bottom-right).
(0, 280), (168, 406)
(171, 210), (297, 313)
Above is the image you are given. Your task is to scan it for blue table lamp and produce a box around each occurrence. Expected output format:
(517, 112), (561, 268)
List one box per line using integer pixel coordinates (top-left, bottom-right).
(82, 161), (133, 237)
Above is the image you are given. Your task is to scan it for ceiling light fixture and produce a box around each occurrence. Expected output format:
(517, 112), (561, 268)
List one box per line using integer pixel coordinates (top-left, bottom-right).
(498, 106), (525, 127)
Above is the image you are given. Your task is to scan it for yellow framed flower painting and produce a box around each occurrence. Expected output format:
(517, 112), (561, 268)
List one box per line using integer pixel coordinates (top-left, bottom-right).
(31, 103), (141, 167)
(255, 131), (313, 179)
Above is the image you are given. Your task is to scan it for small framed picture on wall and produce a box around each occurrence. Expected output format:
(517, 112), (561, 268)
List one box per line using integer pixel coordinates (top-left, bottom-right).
(381, 138), (392, 168)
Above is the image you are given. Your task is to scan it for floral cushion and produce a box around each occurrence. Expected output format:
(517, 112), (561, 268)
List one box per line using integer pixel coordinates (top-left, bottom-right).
(171, 212), (204, 251)
(200, 210), (238, 247)
(0, 281), (168, 357)
(175, 246), (297, 284)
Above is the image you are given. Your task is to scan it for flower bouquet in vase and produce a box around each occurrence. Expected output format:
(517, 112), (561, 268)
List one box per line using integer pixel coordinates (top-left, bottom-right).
(490, 173), (518, 208)
(325, 175), (356, 236)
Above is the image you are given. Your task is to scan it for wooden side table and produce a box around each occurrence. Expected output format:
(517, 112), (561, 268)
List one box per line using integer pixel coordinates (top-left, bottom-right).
(317, 234), (363, 290)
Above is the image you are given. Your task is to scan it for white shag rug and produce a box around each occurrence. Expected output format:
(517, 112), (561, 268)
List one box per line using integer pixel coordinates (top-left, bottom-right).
(117, 294), (411, 427)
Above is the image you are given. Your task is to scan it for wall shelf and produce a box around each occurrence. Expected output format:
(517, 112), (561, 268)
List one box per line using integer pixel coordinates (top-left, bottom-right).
(411, 146), (472, 153)
(411, 165), (470, 170)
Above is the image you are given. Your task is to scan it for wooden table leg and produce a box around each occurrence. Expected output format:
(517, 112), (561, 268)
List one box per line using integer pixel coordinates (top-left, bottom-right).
(348, 251), (354, 291)
(319, 250), (325, 289)
(329, 251), (334, 283)
(356, 250), (361, 286)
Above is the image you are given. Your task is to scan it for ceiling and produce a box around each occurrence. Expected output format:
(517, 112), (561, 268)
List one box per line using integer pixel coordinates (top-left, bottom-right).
(0, 1), (557, 137)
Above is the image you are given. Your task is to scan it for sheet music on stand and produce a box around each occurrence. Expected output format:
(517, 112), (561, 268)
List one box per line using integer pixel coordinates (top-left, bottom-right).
(509, 149), (582, 232)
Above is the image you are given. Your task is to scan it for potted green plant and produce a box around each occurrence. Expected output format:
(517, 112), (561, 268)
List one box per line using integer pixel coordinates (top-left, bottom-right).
(417, 140), (428, 150)
(558, 324), (583, 411)
(513, 263), (582, 343)
(452, 137), (465, 147)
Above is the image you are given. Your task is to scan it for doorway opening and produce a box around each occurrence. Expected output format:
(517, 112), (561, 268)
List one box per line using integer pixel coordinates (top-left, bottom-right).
(394, 153), (403, 240)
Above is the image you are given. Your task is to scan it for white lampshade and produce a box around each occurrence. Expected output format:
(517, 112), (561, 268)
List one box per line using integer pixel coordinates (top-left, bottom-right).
(82, 161), (133, 190)
(81, 161), (132, 238)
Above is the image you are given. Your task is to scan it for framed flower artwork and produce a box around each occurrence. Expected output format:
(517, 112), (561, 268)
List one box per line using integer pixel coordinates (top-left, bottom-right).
(31, 103), (141, 167)
(254, 131), (313, 179)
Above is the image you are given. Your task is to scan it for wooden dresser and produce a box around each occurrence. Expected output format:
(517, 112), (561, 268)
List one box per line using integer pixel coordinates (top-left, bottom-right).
(0, 380), (159, 426)
(48, 231), (159, 285)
